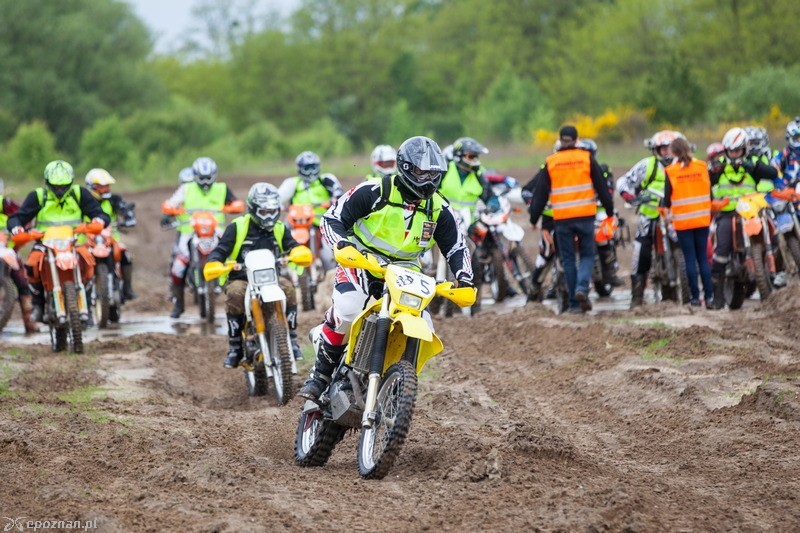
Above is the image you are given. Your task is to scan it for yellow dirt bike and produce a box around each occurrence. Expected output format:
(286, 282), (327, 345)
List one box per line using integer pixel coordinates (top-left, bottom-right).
(294, 245), (476, 479)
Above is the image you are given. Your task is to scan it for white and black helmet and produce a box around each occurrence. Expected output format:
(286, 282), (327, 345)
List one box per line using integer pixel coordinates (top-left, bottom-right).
(192, 157), (218, 192)
(178, 166), (195, 184)
(722, 127), (749, 166)
(247, 182), (281, 230)
(744, 126), (769, 157)
(395, 136), (448, 201)
(785, 117), (800, 149)
(295, 151), (321, 182)
(370, 144), (397, 177)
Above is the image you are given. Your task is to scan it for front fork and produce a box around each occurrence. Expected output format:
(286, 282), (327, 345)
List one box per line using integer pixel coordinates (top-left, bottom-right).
(362, 287), (391, 429)
(47, 250), (66, 324)
(658, 218), (676, 285)
(760, 213), (776, 274)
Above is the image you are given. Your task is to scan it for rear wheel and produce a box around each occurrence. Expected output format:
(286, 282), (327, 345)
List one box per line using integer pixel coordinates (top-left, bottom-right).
(94, 262), (110, 329)
(784, 233), (800, 274)
(357, 361), (418, 479)
(671, 246), (691, 304)
(295, 409), (346, 467)
(554, 270), (569, 314)
(470, 251), (483, 315)
(509, 246), (535, 297)
(63, 281), (83, 353)
(0, 275), (16, 331)
(245, 352), (268, 397)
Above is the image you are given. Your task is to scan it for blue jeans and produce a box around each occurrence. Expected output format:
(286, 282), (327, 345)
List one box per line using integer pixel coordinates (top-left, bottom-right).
(676, 227), (712, 302)
(555, 218), (595, 309)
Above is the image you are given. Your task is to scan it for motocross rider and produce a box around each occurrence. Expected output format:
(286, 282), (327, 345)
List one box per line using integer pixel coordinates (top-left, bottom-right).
(162, 157), (240, 318)
(206, 183), (306, 367)
(366, 145), (397, 181)
(299, 136), (473, 402)
(0, 178), (39, 332)
(772, 117), (800, 188)
(7, 161), (110, 323)
(709, 127), (778, 309)
(278, 151), (342, 271)
(616, 130), (684, 308)
(84, 168), (137, 300)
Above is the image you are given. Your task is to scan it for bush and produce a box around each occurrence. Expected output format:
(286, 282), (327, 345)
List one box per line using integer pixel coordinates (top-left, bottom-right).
(237, 121), (287, 159)
(284, 117), (353, 158)
(0, 108), (17, 144)
(711, 66), (800, 122)
(383, 100), (420, 147)
(79, 116), (139, 174)
(1, 121), (61, 180)
(123, 97), (230, 161)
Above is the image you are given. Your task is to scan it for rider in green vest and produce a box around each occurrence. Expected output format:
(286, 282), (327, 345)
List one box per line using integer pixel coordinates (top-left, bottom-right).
(0, 178), (40, 332)
(438, 137), (493, 219)
(299, 136), (474, 402)
(206, 183), (306, 368)
(708, 127), (778, 309)
(616, 130), (684, 308)
(162, 157), (240, 318)
(7, 161), (110, 324)
(84, 168), (138, 301)
(365, 144), (397, 182)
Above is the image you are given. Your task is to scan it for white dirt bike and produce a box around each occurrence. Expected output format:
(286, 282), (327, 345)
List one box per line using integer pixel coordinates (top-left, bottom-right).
(205, 246), (312, 405)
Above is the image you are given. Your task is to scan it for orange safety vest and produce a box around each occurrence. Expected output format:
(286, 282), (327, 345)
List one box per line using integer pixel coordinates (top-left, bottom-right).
(666, 159), (711, 231)
(546, 149), (596, 220)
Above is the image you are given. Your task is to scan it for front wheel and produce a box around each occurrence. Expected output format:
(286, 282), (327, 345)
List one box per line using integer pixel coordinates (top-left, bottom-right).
(94, 262), (111, 329)
(63, 281), (83, 353)
(671, 246), (691, 304)
(203, 280), (217, 323)
(489, 248), (508, 302)
(508, 246), (535, 297)
(784, 233), (800, 275)
(0, 275), (16, 331)
(267, 315), (293, 405)
(357, 360), (418, 480)
(299, 269), (315, 311)
(750, 242), (773, 300)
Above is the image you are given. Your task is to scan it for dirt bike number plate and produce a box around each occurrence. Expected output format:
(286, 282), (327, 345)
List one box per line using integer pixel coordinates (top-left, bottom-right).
(389, 266), (434, 297)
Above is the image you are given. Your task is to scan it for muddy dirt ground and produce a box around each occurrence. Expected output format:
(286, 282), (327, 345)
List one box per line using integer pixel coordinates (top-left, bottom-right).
(2, 174), (800, 531)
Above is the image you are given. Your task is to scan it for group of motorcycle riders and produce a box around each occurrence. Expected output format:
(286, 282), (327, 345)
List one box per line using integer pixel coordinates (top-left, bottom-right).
(4, 117), (800, 400)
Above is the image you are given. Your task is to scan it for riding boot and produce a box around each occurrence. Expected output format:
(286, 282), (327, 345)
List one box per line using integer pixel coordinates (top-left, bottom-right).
(299, 334), (344, 402)
(18, 295), (39, 333)
(121, 263), (137, 300)
(710, 271), (725, 310)
(286, 304), (303, 360)
(599, 245), (624, 287)
(224, 313), (245, 368)
(527, 265), (545, 301)
(29, 282), (45, 323)
(170, 283), (185, 319)
(630, 274), (645, 309)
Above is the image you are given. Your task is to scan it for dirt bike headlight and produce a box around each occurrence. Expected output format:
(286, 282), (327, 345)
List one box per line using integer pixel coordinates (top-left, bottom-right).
(398, 292), (422, 309)
(43, 238), (72, 251)
(253, 268), (277, 285)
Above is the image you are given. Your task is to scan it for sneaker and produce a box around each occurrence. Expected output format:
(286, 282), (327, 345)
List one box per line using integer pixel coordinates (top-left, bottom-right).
(610, 275), (624, 287)
(299, 375), (328, 402)
(544, 287), (557, 300)
(575, 291), (592, 312)
(291, 338), (304, 361)
(689, 298), (702, 307)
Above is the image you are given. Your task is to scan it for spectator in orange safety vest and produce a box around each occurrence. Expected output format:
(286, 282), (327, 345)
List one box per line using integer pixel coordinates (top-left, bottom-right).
(663, 137), (713, 308)
(528, 125), (616, 314)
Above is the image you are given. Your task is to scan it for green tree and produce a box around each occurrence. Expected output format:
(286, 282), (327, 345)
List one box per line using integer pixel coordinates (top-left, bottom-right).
(2, 121), (61, 180)
(79, 116), (139, 174)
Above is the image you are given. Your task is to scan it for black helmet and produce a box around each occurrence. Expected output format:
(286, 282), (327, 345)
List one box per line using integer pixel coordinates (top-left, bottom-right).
(395, 136), (448, 202)
(452, 137), (488, 172)
(246, 182), (281, 230)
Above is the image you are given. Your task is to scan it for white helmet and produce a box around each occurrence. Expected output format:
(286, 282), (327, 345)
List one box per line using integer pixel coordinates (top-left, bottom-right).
(85, 168), (116, 199)
(370, 144), (397, 177)
(722, 127), (749, 165)
(178, 166), (195, 184)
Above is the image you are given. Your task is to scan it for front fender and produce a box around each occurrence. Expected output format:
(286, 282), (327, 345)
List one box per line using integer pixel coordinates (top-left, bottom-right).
(257, 284), (286, 303)
(501, 221), (525, 242)
(394, 312), (432, 342)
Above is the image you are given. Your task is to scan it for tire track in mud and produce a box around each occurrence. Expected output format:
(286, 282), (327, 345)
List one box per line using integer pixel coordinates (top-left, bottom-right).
(2, 285), (800, 530)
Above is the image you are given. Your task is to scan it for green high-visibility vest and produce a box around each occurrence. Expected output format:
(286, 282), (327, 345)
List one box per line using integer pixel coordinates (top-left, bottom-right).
(352, 176), (444, 262)
(34, 185), (83, 231)
(639, 156), (666, 219)
(712, 165), (759, 212)
(178, 182), (228, 234)
(439, 161), (483, 211)
(291, 177), (331, 226)
(220, 214), (285, 285)
(0, 194), (6, 229)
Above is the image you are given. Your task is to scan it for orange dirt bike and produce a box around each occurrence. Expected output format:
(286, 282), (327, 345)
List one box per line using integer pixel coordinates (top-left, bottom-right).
(286, 202), (330, 311)
(13, 222), (100, 352)
(295, 246), (476, 479)
(0, 233), (21, 330)
(163, 201), (244, 323)
(83, 226), (125, 328)
(204, 245), (312, 404)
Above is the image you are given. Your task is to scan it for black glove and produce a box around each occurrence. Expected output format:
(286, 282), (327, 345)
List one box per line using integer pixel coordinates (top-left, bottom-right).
(742, 160), (756, 174)
(159, 215), (174, 230)
(455, 278), (474, 289)
(336, 240), (357, 251)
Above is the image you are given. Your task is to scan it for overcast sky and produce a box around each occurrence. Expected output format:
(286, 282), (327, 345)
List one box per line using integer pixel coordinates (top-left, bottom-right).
(126, 0), (300, 52)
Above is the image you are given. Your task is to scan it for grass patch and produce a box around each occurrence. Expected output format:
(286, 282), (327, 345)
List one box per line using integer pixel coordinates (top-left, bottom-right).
(0, 363), (13, 398)
(56, 386), (108, 406)
(641, 334), (683, 363)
